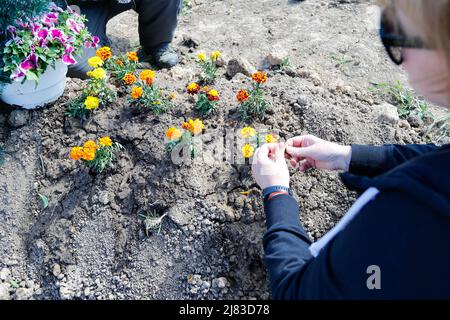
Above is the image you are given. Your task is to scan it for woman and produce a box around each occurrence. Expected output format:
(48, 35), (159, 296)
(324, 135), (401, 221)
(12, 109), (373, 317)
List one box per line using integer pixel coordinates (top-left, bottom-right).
(252, 0), (450, 299)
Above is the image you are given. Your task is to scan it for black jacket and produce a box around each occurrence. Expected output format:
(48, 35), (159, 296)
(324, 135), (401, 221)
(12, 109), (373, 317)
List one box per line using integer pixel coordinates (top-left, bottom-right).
(263, 143), (450, 299)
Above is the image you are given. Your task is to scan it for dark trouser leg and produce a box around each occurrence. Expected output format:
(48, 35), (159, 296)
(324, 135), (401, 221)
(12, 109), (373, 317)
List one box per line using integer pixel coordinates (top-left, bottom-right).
(67, 2), (133, 79)
(134, 0), (182, 50)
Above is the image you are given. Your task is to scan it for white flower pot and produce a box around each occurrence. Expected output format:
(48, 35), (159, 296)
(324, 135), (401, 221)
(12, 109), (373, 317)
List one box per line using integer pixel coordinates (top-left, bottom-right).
(1, 60), (68, 109)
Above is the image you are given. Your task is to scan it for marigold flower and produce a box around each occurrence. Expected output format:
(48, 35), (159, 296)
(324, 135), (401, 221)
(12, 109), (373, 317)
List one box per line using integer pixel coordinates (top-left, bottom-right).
(242, 144), (255, 158)
(83, 140), (99, 153)
(88, 67), (106, 80)
(236, 89), (250, 103)
(139, 69), (155, 86)
(252, 71), (268, 84)
(183, 118), (204, 135)
(88, 56), (104, 68)
(82, 150), (96, 161)
(99, 136), (113, 147)
(265, 134), (278, 143)
(127, 51), (139, 62)
(240, 126), (256, 138)
(210, 51), (221, 61)
(166, 127), (182, 141)
(131, 86), (143, 99)
(123, 73), (137, 85)
(197, 52), (206, 62)
(70, 147), (84, 161)
(207, 89), (220, 101)
(84, 96), (99, 110)
(96, 46), (112, 61)
(117, 59), (124, 66)
(187, 82), (200, 95)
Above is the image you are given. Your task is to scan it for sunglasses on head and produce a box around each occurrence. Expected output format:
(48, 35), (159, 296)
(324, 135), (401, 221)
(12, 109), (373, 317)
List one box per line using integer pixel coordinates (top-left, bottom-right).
(379, 8), (429, 65)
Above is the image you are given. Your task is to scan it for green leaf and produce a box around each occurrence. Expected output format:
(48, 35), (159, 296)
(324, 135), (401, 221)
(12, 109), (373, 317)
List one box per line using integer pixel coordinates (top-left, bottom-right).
(38, 193), (49, 209)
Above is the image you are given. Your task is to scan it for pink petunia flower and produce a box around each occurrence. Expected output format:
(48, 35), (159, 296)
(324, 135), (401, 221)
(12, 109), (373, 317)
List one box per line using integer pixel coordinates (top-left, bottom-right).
(62, 46), (77, 65)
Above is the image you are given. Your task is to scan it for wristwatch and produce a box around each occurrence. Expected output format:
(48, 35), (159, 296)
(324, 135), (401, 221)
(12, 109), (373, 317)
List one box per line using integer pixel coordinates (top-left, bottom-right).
(262, 186), (292, 200)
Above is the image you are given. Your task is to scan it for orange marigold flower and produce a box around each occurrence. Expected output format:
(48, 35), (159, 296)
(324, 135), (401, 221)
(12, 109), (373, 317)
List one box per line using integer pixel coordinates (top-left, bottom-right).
(236, 89), (250, 103)
(207, 89), (220, 102)
(183, 118), (204, 135)
(96, 46), (112, 61)
(117, 59), (124, 66)
(82, 150), (96, 161)
(127, 51), (139, 62)
(139, 70), (155, 86)
(83, 140), (99, 153)
(166, 127), (182, 141)
(131, 86), (143, 99)
(123, 73), (137, 85)
(70, 147), (84, 161)
(186, 82), (200, 95)
(251, 71), (268, 84)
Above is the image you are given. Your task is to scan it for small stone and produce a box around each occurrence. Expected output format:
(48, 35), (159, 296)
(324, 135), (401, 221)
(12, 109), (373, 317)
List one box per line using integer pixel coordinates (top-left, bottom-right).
(399, 119), (411, 130)
(226, 58), (256, 78)
(52, 264), (61, 277)
(265, 45), (288, 66)
(0, 268), (11, 281)
(169, 66), (195, 81)
(8, 110), (30, 128)
(84, 287), (91, 297)
(14, 287), (34, 300)
(407, 114), (423, 128)
(212, 277), (228, 289)
(0, 283), (11, 300)
(180, 34), (200, 48)
(98, 191), (110, 205)
(376, 102), (399, 125)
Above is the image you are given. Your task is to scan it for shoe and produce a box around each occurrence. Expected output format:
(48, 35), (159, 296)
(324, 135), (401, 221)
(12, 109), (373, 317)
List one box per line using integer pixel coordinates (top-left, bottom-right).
(137, 44), (179, 69)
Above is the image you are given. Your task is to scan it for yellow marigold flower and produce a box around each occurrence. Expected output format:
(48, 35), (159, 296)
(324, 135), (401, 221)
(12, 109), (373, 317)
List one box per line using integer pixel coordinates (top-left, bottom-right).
(165, 127), (182, 141)
(197, 52), (206, 62)
(210, 51), (221, 61)
(99, 136), (113, 147)
(127, 51), (139, 62)
(252, 71), (268, 84)
(139, 69), (155, 86)
(207, 89), (220, 101)
(187, 82), (200, 95)
(265, 134), (278, 143)
(123, 73), (137, 85)
(96, 46), (112, 61)
(83, 140), (99, 152)
(240, 126), (256, 138)
(89, 67), (106, 80)
(242, 144), (255, 158)
(183, 118), (204, 135)
(84, 96), (99, 110)
(70, 147), (84, 161)
(131, 86), (143, 99)
(88, 56), (104, 68)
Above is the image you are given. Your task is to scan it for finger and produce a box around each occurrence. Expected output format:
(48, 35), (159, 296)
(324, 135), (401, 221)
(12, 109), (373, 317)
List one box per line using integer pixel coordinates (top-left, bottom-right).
(300, 160), (315, 172)
(290, 158), (298, 167)
(286, 145), (314, 158)
(286, 136), (309, 148)
(275, 142), (286, 161)
(255, 146), (272, 165)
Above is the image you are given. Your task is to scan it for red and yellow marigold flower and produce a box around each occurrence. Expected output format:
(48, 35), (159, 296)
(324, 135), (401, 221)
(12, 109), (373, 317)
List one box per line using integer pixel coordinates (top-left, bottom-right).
(207, 89), (220, 101)
(139, 69), (155, 86)
(99, 136), (113, 147)
(242, 144), (255, 158)
(186, 82), (201, 95)
(182, 118), (204, 135)
(131, 86), (143, 99)
(251, 71), (268, 84)
(70, 147), (84, 161)
(127, 51), (139, 62)
(123, 73), (137, 85)
(96, 46), (112, 61)
(240, 126), (256, 138)
(236, 89), (250, 103)
(166, 127), (182, 141)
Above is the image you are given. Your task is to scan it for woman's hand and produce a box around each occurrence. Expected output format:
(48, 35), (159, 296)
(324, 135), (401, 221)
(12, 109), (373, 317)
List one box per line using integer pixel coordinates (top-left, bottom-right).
(285, 135), (352, 172)
(252, 142), (290, 190)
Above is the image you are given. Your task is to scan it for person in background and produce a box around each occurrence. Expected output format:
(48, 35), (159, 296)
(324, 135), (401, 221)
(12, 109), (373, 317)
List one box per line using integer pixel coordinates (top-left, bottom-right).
(252, 0), (450, 299)
(67, 0), (182, 79)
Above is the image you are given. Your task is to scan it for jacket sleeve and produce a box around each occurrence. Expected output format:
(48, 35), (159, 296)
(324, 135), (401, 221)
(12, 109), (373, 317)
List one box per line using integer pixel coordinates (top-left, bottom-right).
(262, 194), (313, 300)
(349, 144), (438, 177)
